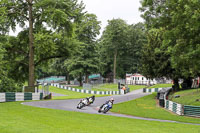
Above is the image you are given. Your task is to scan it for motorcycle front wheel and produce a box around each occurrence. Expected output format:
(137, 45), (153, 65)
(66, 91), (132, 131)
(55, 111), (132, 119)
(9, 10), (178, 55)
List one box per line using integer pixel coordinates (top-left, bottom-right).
(103, 107), (109, 113)
(77, 103), (84, 109)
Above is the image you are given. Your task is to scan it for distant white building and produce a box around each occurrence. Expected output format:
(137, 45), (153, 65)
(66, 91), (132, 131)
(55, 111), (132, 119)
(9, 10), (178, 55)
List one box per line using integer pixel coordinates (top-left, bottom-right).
(126, 73), (157, 85)
(126, 73), (172, 85)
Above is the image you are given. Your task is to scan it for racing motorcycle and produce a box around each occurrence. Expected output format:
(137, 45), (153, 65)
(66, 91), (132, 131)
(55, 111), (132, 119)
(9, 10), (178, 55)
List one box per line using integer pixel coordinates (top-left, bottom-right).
(77, 95), (95, 109)
(98, 102), (113, 113)
(87, 95), (95, 105)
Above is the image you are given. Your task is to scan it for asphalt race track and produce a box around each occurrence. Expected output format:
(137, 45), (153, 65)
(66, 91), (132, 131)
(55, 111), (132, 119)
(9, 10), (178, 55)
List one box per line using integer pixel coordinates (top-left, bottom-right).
(23, 89), (200, 126)
(23, 89), (148, 114)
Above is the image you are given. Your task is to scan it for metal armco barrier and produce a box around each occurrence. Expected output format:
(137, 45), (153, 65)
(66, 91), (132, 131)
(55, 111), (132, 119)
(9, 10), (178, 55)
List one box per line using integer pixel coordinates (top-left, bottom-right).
(184, 105), (200, 117)
(0, 92), (43, 102)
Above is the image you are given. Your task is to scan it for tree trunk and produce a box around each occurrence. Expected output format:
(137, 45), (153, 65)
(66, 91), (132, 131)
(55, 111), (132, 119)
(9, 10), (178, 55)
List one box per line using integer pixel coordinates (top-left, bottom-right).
(113, 49), (117, 83)
(79, 73), (83, 86)
(182, 77), (192, 89)
(28, 0), (35, 88)
(173, 78), (179, 91)
(67, 73), (70, 84)
(85, 71), (89, 83)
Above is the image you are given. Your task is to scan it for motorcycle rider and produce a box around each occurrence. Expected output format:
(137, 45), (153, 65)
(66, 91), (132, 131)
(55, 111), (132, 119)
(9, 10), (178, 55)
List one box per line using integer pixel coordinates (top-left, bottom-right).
(106, 98), (114, 105)
(86, 95), (95, 105)
(77, 95), (95, 109)
(89, 95), (95, 102)
(100, 98), (114, 109)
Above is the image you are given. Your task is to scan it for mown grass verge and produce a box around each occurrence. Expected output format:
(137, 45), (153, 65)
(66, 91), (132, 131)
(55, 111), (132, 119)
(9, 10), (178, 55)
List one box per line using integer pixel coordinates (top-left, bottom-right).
(169, 88), (200, 106)
(0, 102), (199, 133)
(40, 86), (106, 100)
(46, 85), (145, 100)
(73, 83), (146, 91)
(112, 93), (200, 124)
(148, 84), (172, 89)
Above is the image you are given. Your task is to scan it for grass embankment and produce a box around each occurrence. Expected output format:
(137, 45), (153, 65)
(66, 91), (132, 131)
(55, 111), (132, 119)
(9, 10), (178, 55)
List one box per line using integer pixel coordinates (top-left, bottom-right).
(170, 88), (200, 106)
(74, 83), (146, 91)
(148, 84), (172, 89)
(112, 93), (200, 124)
(40, 86), (103, 100)
(45, 85), (145, 100)
(0, 102), (199, 133)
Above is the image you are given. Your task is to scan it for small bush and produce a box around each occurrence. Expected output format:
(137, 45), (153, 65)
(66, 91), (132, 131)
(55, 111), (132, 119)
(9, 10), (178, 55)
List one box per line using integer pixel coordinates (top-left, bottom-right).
(0, 76), (22, 92)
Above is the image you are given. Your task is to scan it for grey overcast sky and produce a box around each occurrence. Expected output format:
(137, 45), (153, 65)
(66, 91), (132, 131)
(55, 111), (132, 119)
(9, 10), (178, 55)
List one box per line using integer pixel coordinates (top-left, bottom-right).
(81, 0), (144, 32)
(9, 0), (143, 36)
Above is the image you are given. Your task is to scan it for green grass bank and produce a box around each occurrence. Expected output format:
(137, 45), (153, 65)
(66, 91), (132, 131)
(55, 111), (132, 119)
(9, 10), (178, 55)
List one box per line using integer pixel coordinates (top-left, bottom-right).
(169, 88), (200, 106)
(112, 93), (200, 124)
(73, 83), (146, 91)
(147, 84), (173, 89)
(39, 86), (108, 100)
(0, 102), (199, 133)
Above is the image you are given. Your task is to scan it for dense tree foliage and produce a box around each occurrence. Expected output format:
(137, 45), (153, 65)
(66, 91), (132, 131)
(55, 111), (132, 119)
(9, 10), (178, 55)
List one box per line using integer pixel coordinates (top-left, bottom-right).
(99, 20), (146, 81)
(140, 28), (180, 89)
(99, 19), (129, 81)
(0, 0), (85, 88)
(65, 13), (101, 85)
(0, 35), (23, 92)
(125, 23), (147, 74)
(37, 13), (101, 86)
(140, 0), (200, 89)
(2, 0), (199, 91)
(38, 19), (146, 85)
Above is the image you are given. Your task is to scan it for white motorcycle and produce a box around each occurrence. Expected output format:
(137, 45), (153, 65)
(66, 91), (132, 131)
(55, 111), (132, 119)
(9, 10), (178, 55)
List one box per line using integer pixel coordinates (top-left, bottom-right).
(88, 95), (95, 105)
(77, 96), (95, 109)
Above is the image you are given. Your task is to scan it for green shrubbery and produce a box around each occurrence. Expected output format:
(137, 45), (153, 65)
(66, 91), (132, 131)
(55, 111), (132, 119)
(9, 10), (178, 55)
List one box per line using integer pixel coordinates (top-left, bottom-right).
(0, 76), (22, 92)
(0, 39), (23, 92)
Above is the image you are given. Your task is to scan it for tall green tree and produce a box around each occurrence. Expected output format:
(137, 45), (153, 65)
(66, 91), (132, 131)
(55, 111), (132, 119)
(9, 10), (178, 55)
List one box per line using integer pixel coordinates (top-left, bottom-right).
(124, 23), (147, 74)
(140, 0), (200, 89)
(65, 13), (101, 85)
(76, 14), (101, 44)
(99, 19), (128, 81)
(0, 0), (84, 88)
(140, 28), (180, 89)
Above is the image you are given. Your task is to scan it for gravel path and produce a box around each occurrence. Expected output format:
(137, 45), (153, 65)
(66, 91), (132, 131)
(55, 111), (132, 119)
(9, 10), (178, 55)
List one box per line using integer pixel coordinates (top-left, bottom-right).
(23, 89), (200, 126)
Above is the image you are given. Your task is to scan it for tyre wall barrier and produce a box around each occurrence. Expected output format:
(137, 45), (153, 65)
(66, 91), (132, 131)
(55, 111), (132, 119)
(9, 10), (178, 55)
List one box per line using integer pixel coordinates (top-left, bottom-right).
(165, 100), (183, 115)
(143, 87), (200, 117)
(143, 87), (184, 116)
(51, 83), (129, 95)
(0, 92), (43, 103)
(143, 87), (182, 115)
(143, 88), (163, 93)
(165, 100), (200, 117)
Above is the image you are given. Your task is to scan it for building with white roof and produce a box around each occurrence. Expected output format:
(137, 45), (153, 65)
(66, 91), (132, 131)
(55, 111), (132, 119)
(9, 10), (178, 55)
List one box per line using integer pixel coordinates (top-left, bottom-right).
(126, 73), (157, 85)
(126, 73), (172, 85)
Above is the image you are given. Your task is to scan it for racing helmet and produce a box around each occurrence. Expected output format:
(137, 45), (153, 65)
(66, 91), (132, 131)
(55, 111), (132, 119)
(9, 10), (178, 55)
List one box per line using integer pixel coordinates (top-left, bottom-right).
(110, 98), (114, 102)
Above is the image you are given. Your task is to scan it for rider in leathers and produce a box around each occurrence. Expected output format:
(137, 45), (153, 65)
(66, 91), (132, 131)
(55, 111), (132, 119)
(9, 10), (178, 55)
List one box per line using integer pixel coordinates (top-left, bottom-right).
(100, 98), (114, 109)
